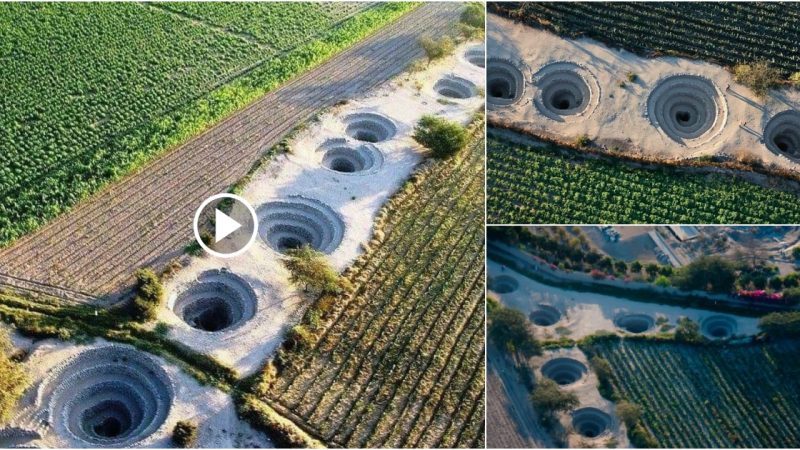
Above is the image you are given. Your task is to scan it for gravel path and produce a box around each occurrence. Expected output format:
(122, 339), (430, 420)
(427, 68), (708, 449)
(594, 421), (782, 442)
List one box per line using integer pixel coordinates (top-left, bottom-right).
(0, 3), (462, 302)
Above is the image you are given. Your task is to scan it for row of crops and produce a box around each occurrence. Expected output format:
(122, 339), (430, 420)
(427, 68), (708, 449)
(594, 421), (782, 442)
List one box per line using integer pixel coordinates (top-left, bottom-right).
(487, 135), (800, 224)
(491, 2), (800, 76)
(262, 134), (486, 448)
(154, 2), (373, 51)
(0, 2), (413, 246)
(592, 338), (800, 447)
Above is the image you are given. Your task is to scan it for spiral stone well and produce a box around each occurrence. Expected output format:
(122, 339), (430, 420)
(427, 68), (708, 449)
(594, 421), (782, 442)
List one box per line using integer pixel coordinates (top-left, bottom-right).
(172, 269), (257, 333)
(434, 74), (478, 99)
(318, 138), (383, 174)
(464, 45), (485, 68)
(541, 357), (587, 385)
(701, 315), (737, 339)
(530, 305), (562, 326)
(258, 196), (345, 254)
(646, 75), (727, 145)
(343, 112), (397, 143)
(533, 62), (598, 121)
(42, 345), (173, 447)
(572, 407), (612, 439)
(614, 313), (655, 333)
(763, 110), (800, 158)
(487, 58), (525, 106)
(490, 275), (519, 294)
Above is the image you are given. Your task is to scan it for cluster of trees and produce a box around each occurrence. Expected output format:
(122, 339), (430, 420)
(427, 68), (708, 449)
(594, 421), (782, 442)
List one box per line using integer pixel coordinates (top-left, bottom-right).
(130, 268), (165, 322)
(487, 296), (541, 357)
(759, 311), (800, 337)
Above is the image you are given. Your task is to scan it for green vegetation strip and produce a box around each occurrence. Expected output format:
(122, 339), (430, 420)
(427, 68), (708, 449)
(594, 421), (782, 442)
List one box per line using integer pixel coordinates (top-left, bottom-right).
(490, 2), (800, 78)
(487, 134), (800, 224)
(0, 2), (418, 246)
(584, 337), (800, 447)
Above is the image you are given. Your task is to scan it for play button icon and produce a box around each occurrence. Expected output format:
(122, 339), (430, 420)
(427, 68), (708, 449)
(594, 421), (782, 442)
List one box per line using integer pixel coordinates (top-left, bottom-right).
(215, 209), (242, 242)
(193, 193), (257, 258)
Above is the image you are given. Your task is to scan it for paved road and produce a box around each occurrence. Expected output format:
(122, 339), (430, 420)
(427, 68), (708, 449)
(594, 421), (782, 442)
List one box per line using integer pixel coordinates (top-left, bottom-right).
(0, 3), (463, 302)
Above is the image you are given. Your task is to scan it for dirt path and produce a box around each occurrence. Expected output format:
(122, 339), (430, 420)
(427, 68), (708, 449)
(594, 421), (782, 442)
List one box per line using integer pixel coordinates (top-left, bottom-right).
(0, 3), (462, 302)
(487, 343), (554, 448)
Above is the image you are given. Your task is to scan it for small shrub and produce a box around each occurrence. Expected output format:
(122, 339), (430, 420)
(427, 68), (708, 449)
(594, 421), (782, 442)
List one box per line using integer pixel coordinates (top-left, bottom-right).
(283, 246), (352, 295)
(675, 317), (703, 343)
(790, 71), (800, 86)
(531, 378), (579, 414)
(286, 325), (315, 351)
(616, 401), (642, 428)
(460, 3), (484, 28)
(418, 35), (455, 64)
(626, 72), (638, 82)
(413, 115), (469, 159)
(130, 268), (164, 322)
(154, 322), (171, 337)
(575, 134), (591, 148)
(172, 420), (198, 448)
(733, 61), (782, 98)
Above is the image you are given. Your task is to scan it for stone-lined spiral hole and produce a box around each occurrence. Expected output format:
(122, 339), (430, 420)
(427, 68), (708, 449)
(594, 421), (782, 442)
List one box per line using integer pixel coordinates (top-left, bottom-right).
(464, 45), (484, 68)
(614, 313), (654, 333)
(647, 75), (725, 144)
(44, 346), (173, 447)
(343, 112), (397, 143)
(572, 408), (612, 439)
(434, 75), (477, 99)
(173, 270), (256, 333)
(536, 65), (591, 116)
(490, 275), (518, 294)
(318, 139), (383, 174)
(764, 110), (800, 157)
(530, 305), (562, 326)
(487, 58), (524, 106)
(258, 196), (345, 255)
(541, 357), (587, 385)
(701, 315), (737, 339)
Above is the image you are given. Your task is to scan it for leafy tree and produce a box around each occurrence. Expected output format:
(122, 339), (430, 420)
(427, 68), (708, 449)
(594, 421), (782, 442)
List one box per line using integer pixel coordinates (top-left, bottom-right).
(630, 261), (643, 274)
(671, 255), (736, 293)
(531, 378), (579, 413)
(630, 423), (659, 448)
(130, 268), (164, 322)
(418, 35), (455, 64)
(614, 260), (628, 275)
(783, 272), (800, 288)
(674, 317), (703, 343)
(413, 115), (469, 159)
(793, 247), (800, 260)
(616, 401), (642, 428)
(488, 306), (541, 357)
(769, 276), (784, 291)
(782, 287), (800, 306)
(172, 420), (198, 448)
(645, 263), (660, 279)
(460, 3), (485, 28)
(654, 275), (671, 287)
(283, 246), (351, 295)
(0, 330), (28, 425)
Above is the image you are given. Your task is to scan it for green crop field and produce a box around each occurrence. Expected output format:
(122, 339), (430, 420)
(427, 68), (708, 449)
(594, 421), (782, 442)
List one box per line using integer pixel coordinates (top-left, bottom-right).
(490, 2), (800, 77)
(487, 135), (800, 224)
(588, 338), (800, 448)
(251, 129), (486, 448)
(0, 2), (413, 246)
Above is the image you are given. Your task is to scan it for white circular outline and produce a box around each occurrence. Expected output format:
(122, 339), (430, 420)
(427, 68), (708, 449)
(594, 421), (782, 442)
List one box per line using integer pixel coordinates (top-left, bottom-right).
(193, 193), (257, 258)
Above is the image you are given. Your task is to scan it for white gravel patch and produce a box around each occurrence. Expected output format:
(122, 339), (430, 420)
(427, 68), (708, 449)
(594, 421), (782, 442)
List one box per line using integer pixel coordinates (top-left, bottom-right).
(160, 43), (484, 375)
(488, 14), (800, 169)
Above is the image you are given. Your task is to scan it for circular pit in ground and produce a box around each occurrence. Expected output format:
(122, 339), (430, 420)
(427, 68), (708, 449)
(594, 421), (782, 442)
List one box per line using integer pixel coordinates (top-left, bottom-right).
(45, 346), (173, 447)
(763, 110), (800, 158)
(464, 45), (484, 68)
(646, 75), (726, 146)
(487, 58), (525, 106)
(614, 313), (654, 333)
(343, 112), (397, 143)
(434, 74), (477, 99)
(530, 304), (562, 326)
(533, 62), (598, 120)
(258, 196), (345, 255)
(319, 139), (383, 174)
(541, 357), (587, 385)
(572, 407), (612, 439)
(173, 270), (257, 333)
(490, 275), (518, 294)
(701, 315), (737, 339)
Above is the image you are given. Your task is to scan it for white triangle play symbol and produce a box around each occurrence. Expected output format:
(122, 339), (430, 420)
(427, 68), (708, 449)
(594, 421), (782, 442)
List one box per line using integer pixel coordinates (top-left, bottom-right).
(215, 209), (242, 243)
